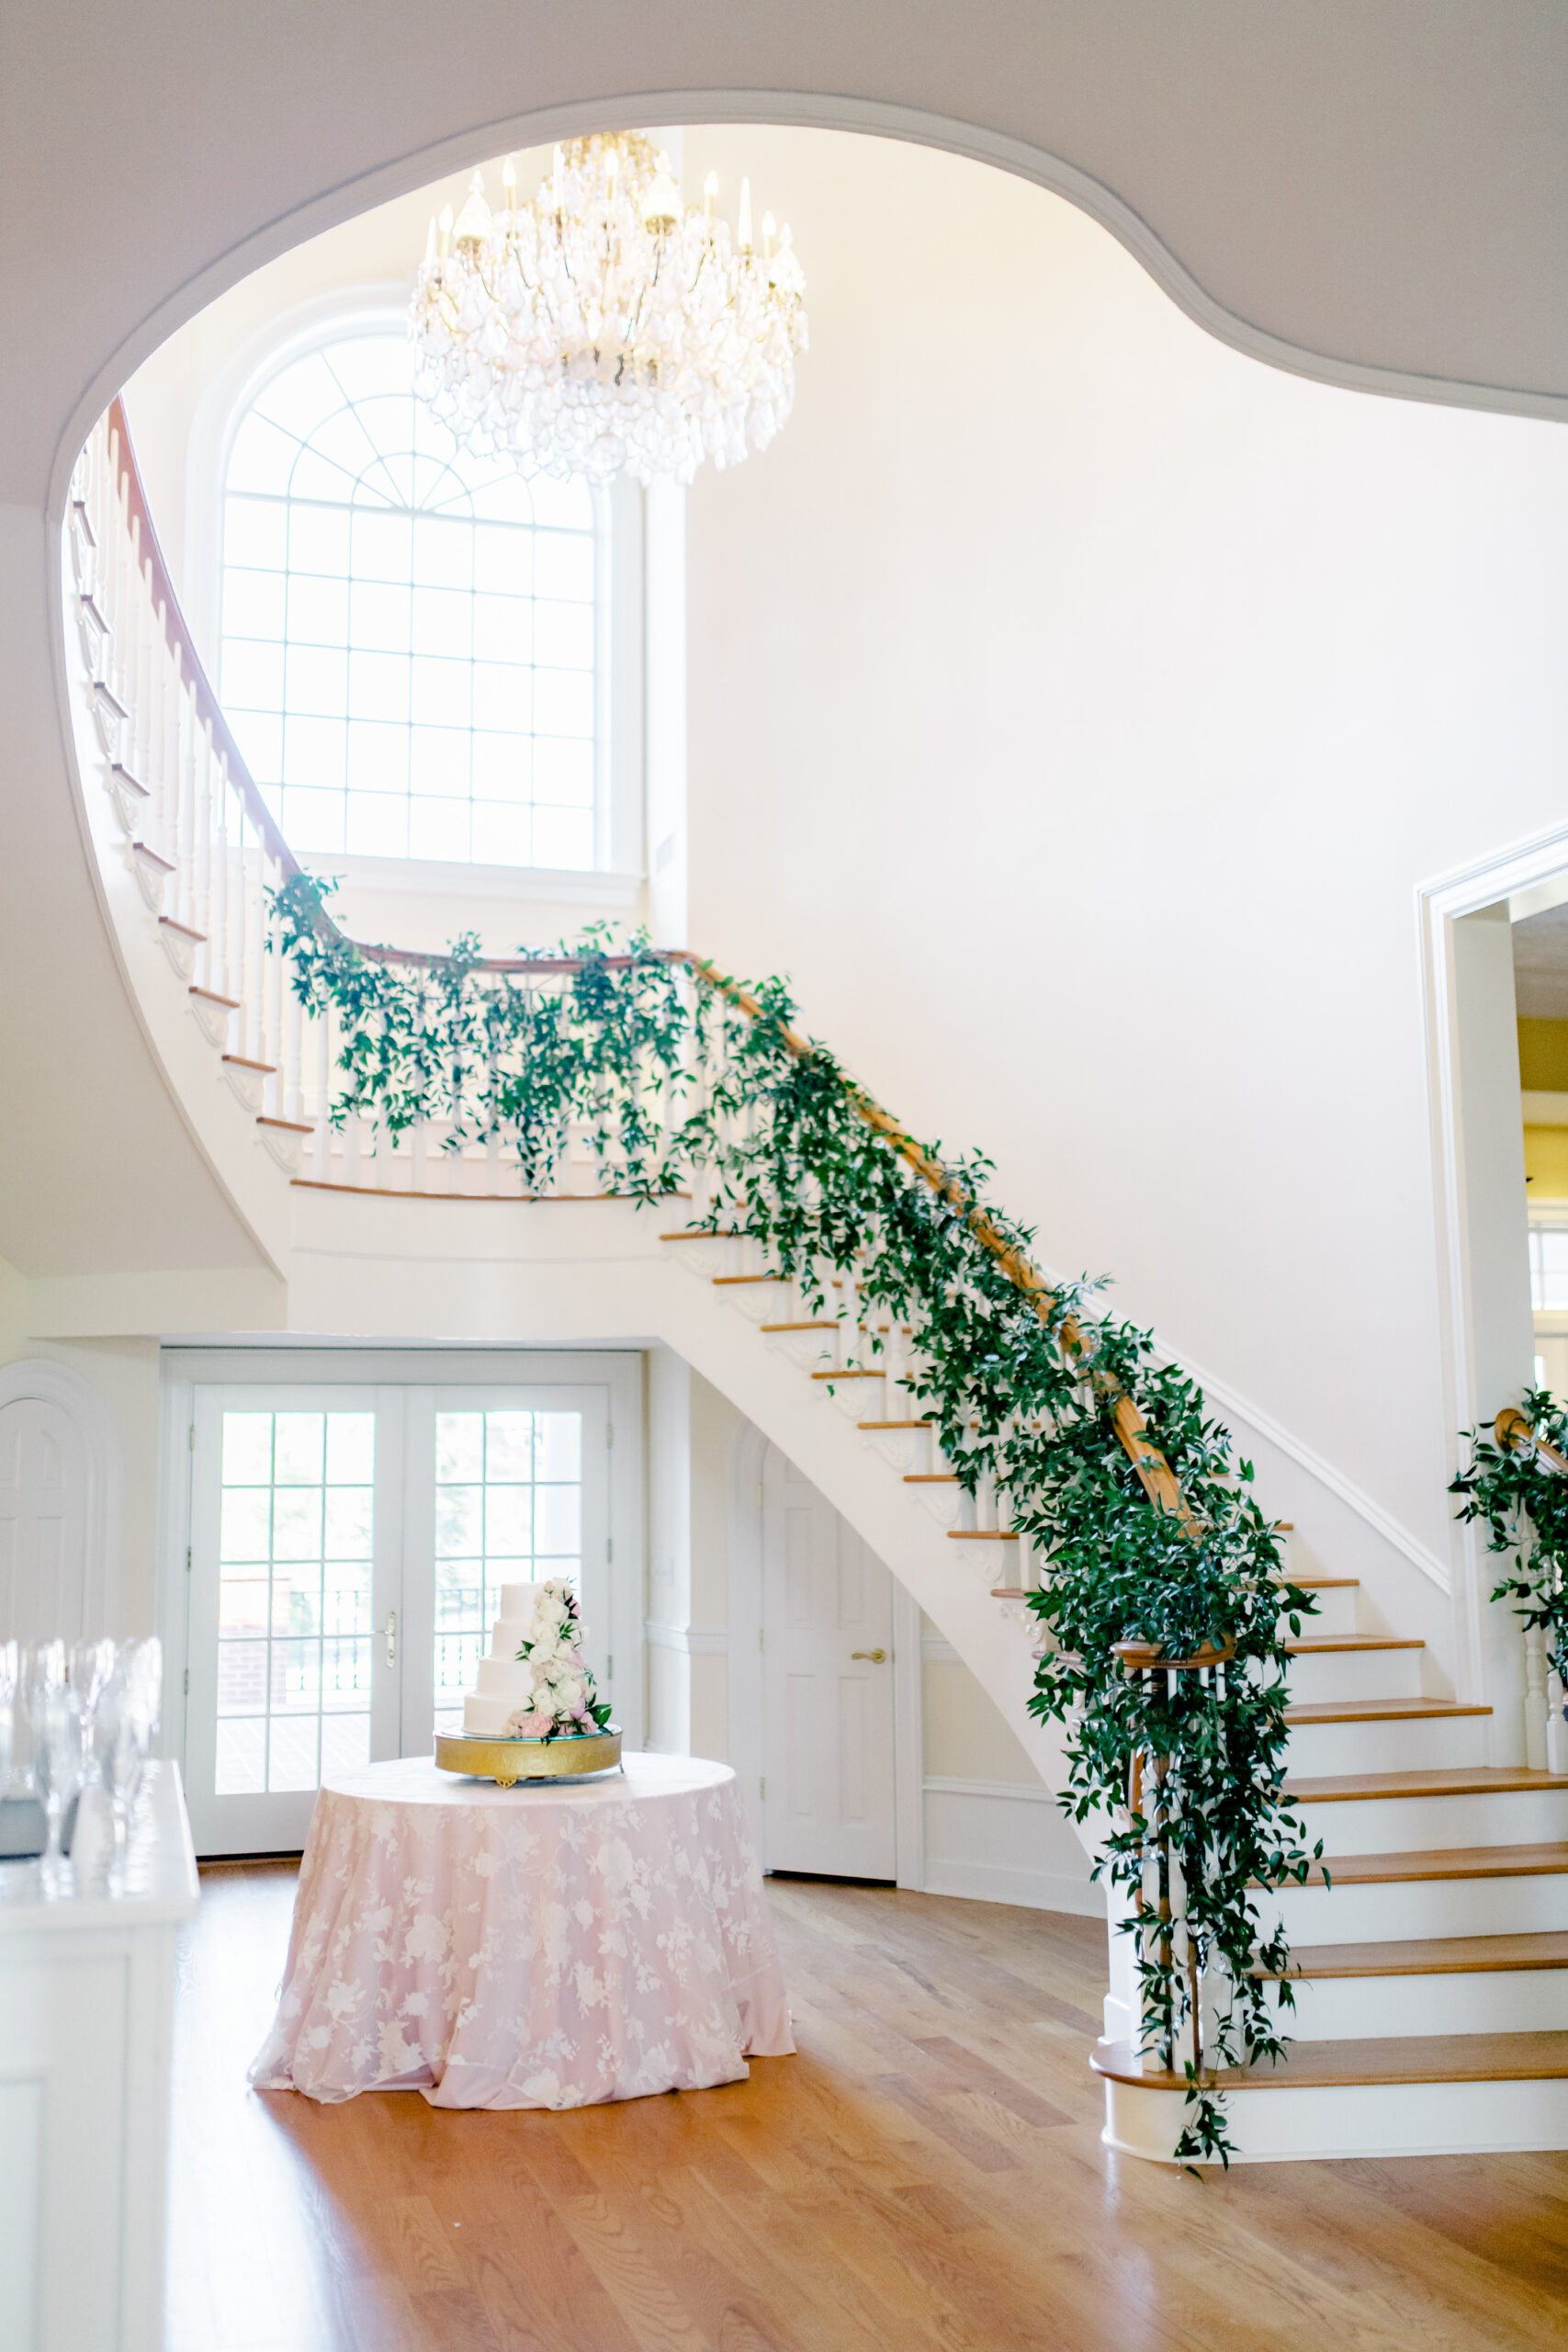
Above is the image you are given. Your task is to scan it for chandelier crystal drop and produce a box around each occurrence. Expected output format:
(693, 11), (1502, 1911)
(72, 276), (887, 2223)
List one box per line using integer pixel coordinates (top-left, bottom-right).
(410, 133), (808, 487)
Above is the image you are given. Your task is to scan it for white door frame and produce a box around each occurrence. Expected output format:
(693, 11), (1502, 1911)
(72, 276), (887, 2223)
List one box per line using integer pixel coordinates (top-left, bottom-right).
(727, 1418), (923, 1888)
(1420, 815), (1568, 1748)
(158, 1345), (646, 1804)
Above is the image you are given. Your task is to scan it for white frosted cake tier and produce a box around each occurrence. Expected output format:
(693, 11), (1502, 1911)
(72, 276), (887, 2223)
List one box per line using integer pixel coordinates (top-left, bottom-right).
(457, 1577), (598, 1739)
(474, 1657), (539, 1700)
(464, 1694), (525, 1736)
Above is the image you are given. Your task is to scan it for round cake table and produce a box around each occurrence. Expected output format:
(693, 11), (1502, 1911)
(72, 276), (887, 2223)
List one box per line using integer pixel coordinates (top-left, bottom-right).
(250, 1751), (795, 2109)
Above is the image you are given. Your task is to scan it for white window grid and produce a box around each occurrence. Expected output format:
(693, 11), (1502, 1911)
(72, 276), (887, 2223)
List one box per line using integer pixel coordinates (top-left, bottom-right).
(218, 332), (607, 870)
(1531, 1225), (1568, 1316)
(433, 1408), (584, 1738)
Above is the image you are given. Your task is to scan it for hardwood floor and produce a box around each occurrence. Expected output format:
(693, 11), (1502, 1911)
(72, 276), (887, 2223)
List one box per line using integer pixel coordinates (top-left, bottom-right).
(170, 1861), (1568, 2352)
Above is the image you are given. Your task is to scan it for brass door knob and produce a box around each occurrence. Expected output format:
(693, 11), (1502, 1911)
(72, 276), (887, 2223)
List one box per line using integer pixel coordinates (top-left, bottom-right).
(851, 1647), (886, 1663)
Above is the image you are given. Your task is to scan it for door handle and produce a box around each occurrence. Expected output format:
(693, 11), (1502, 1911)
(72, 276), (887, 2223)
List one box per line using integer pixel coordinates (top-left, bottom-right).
(385, 1610), (398, 1667)
(851, 1647), (886, 1663)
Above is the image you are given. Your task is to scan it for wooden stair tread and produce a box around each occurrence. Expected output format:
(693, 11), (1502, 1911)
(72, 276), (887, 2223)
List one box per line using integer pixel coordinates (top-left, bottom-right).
(1257, 1930), (1568, 1979)
(1286, 1765), (1568, 1804)
(222, 1053), (276, 1073)
(159, 916), (206, 942)
(711, 1272), (784, 1285)
(761, 1320), (837, 1333)
(257, 1114), (312, 1134)
(1280, 1842), (1568, 1885)
(189, 985), (241, 1008)
(905, 1473), (958, 1484)
(660, 1228), (745, 1240)
(859, 1419), (932, 1430)
(810, 1368), (882, 1380)
(1092, 2032), (1568, 2090)
(1283, 1634), (1424, 1654)
(1273, 1576), (1359, 1589)
(1283, 1697), (1491, 1726)
(947, 1528), (1021, 1541)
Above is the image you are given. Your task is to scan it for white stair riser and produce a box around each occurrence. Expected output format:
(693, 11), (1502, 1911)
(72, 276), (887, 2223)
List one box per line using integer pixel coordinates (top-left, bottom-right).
(862, 1426), (927, 1473)
(1278, 1586), (1359, 1638)
(822, 1375), (886, 1420)
(1100, 2072), (1568, 2163)
(764, 1328), (838, 1370)
(1285, 1713), (1490, 1777)
(1295, 1787), (1568, 1854)
(1283, 1647), (1425, 1705)
(728, 1280), (794, 1323)
(1257, 1873), (1568, 1946)
(1263, 1970), (1568, 2041)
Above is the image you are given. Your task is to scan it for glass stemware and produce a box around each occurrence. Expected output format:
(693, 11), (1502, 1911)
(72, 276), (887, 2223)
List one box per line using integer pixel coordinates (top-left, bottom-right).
(0, 1639), (17, 1796)
(28, 1682), (84, 1894)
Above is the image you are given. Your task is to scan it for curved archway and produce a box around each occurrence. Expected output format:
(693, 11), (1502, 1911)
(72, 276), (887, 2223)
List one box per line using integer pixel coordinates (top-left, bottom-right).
(47, 71), (1568, 521)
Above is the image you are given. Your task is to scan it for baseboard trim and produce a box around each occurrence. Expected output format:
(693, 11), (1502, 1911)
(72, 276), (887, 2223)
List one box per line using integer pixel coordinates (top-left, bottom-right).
(922, 1853), (1105, 1917)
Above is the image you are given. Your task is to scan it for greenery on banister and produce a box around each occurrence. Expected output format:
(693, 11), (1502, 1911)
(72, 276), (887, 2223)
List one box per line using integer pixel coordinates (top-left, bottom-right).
(272, 874), (1322, 2163)
(1452, 1392), (1568, 1684)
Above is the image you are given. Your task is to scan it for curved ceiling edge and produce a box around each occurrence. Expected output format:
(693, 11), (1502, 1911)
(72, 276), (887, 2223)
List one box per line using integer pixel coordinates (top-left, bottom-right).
(47, 85), (1568, 518)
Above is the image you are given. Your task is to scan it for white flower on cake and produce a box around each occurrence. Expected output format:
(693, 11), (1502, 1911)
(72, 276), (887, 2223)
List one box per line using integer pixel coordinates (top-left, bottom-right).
(460, 1577), (614, 1741)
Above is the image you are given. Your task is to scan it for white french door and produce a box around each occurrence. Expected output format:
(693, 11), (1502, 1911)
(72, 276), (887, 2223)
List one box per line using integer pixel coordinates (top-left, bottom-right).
(178, 1362), (620, 1856)
(185, 1385), (403, 1854)
(398, 1385), (609, 1759)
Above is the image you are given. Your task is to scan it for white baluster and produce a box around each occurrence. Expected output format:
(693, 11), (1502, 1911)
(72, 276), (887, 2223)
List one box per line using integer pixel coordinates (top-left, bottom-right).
(193, 721), (214, 988)
(284, 955), (304, 1125)
(311, 1005), (331, 1182)
(1526, 1625), (1550, 1771)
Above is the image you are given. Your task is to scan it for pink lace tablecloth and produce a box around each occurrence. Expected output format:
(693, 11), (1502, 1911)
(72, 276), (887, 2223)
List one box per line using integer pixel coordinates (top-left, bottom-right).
(250, 1750), (794, 2109)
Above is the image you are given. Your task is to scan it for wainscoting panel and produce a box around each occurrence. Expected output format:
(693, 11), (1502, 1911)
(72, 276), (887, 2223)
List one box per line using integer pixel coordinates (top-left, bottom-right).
(921, 1776), (1103, 1916)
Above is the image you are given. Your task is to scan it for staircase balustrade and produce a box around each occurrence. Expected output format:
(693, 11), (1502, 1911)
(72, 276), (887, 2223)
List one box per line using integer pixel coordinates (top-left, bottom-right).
(67, 395), (1322, 2165)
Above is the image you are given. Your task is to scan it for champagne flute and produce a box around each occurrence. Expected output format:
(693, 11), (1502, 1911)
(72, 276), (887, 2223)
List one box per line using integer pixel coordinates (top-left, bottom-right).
(92, 1679), (141, 1892)
(28, 1683), (83, 1894)
(0, 1640), (17, 1797)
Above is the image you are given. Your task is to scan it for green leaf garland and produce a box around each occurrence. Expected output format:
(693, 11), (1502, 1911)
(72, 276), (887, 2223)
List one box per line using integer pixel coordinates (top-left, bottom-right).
(271, 875), (1322, 2162)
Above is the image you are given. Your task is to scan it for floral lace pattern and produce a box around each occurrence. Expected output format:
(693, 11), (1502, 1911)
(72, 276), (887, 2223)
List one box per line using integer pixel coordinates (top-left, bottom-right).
(250, 1751), (795, 2108)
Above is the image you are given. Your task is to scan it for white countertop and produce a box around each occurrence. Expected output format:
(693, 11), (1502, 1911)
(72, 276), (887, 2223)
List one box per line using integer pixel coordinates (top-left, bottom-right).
(0, 1759), (200, 1932)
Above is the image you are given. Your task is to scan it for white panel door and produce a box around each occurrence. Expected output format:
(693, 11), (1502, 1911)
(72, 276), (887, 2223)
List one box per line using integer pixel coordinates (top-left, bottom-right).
(184, 1385), (404, 1855)
(761, 1443), (896, 1879)
(0, 1399), (87, 1641)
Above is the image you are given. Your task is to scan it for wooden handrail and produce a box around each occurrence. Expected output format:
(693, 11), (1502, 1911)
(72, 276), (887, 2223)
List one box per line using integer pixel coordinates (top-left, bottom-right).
(1495, 1406), (1568, 1478)
(107, 399), (299, 880)
(100, 401), (1196, 1531)
(681, 955), (1198, 1530)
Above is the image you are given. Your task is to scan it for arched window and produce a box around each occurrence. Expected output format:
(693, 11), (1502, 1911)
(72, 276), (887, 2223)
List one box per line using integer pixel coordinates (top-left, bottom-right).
(218, 331), (604, 868)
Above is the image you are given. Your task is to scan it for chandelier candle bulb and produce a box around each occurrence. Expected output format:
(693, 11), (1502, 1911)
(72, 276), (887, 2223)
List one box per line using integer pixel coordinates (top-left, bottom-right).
(762, 211), (775, 258)
(410, 130), (807, 484)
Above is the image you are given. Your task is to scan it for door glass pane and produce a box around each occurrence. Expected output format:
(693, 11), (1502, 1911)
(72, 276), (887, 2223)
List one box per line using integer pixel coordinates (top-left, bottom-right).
(215, 1408), (376, 1792)
(433, 1408), (583, 1736)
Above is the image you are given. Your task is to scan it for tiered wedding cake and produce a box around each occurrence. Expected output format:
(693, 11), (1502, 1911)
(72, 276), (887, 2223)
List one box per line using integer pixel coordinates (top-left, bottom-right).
(462, 1578), (612, 1741)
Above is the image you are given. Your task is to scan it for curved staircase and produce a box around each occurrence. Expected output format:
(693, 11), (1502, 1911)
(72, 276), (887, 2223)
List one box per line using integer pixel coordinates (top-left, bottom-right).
(57, 401), (1568, 2163)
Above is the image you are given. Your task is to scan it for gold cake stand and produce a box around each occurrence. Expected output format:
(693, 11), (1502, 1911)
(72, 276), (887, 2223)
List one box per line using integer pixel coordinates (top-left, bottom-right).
(434, 1727), (622, 1787)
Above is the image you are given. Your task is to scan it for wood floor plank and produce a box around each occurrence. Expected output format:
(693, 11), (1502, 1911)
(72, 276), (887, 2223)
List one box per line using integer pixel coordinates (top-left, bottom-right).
(168, 1858), (1568, 2352)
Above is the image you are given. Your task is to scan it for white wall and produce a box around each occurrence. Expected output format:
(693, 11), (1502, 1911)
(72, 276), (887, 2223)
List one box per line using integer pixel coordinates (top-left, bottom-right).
(680, 126), (1568, 1679)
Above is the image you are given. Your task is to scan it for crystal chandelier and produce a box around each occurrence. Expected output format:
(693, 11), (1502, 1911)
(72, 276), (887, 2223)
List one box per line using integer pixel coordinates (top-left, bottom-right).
(410, 133), (808, 487)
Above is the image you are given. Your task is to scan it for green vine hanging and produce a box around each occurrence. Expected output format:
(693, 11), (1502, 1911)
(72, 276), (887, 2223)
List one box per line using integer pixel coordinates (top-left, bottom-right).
(271, 873), (1323, 2162)
(1451, 1390), (1568, 1686)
